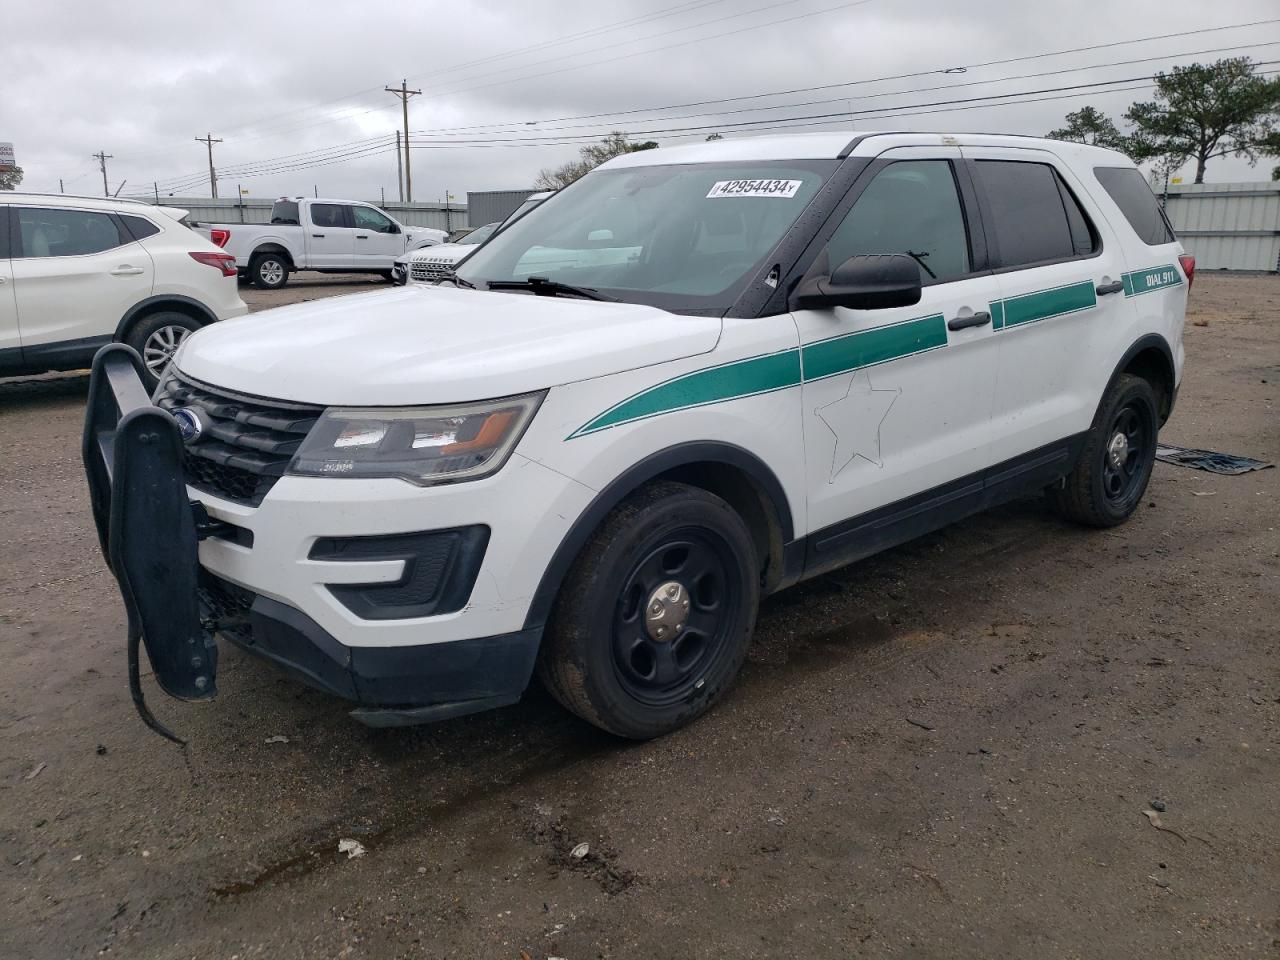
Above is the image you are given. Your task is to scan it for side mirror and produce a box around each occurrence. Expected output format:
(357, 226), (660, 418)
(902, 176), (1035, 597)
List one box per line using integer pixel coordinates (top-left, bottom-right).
(789, 254), (922, 311)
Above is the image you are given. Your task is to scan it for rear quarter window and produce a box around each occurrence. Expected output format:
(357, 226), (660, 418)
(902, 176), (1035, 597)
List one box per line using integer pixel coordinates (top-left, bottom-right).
(271, 200), (300, 225)
(1093, 166), (1176, 245)
(119, 214), (161, 241)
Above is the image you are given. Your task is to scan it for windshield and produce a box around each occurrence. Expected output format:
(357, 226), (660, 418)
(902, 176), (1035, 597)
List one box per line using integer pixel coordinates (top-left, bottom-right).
(455, 160), (836, 312)
(498, 195), (545, 229)
(458, 222), (499, 246)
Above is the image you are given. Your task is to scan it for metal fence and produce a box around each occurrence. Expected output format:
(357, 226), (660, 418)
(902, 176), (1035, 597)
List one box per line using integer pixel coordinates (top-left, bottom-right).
(466, 189), (537, 227)
(142, 197), (469, 232)
(1162, 181), (1280, 272)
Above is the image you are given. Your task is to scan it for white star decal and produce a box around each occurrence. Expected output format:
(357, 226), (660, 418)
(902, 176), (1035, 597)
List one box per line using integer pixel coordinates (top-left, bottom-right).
(815, 370), (901, 481)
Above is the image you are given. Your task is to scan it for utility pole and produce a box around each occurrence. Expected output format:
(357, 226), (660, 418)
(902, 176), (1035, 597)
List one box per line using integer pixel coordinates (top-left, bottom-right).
(92, 151), (112, 196)
(385, 80), (421, 201)
(196, 133), (222, 199)
(58, 178), (64, 194)
(395, 130), (404, 202)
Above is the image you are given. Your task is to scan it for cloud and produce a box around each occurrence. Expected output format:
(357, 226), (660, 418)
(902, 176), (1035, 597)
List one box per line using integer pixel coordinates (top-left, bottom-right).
(4, 0), (1278, 202)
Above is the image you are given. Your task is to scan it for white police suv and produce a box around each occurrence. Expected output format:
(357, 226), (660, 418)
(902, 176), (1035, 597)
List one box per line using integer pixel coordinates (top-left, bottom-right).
(83, 132), (1190, 741)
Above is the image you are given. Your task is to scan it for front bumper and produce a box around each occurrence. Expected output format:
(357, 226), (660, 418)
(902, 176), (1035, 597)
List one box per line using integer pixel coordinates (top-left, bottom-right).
(204, 573), (539, 724)
(82, 346), (584, 736)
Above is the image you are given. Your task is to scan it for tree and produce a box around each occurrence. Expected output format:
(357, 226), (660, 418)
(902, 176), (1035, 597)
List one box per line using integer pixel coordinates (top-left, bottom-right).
(534, 132), (659, 189)
(0, 166), (23, 191)
(1124, 57), (1280, 183)
(1047, 107), (1126, 149)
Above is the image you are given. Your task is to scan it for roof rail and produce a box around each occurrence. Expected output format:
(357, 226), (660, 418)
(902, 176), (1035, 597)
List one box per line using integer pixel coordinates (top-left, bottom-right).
(3, 191), (151, 205)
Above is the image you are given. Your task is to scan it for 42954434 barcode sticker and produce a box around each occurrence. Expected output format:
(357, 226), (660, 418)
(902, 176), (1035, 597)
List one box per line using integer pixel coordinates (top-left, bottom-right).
(706, 179), (803, 199)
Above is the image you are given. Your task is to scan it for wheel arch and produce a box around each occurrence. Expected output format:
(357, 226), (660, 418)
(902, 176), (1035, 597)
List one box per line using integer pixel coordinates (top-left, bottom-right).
(251, 243), (295, 268)
(523, 441), (796, 632)
(115, 295), (216, 341)
(1110, 333), (1176, 425)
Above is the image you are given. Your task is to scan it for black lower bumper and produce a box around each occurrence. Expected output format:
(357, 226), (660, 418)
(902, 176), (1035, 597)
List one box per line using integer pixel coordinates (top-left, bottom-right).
(204, 574), (540, 725)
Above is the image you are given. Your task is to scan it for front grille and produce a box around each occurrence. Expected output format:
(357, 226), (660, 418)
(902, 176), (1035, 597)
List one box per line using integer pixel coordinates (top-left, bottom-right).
(156, 375), (322, 506)
(410, 259), (454, 283)
(198, 573), (256, 646)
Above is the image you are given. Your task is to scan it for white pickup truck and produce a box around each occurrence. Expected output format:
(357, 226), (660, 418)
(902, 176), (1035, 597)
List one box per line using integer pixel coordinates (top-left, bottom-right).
(197, 197), (446, 289)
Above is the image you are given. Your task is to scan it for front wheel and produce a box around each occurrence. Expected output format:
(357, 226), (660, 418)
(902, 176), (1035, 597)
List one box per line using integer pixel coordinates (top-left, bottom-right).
(538, 481), (760, 739)
(249, 253), (289, 290)
(1050, 373), (1159, 527)
(124, 311), (202, 390)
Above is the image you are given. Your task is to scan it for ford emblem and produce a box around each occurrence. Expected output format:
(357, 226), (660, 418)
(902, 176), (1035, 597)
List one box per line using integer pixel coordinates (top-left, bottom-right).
(172, 407), (205, 444)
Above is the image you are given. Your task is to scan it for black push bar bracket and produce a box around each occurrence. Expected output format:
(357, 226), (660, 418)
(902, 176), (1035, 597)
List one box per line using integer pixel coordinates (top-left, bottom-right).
(82, 344), (218, 743)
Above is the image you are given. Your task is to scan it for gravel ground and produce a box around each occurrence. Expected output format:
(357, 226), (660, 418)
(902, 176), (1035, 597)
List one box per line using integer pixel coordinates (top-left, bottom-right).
(0, 272), (1277, 959)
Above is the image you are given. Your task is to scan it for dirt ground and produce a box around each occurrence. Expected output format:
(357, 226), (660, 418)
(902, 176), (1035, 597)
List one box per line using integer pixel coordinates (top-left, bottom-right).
(1, 272), (1277, 960)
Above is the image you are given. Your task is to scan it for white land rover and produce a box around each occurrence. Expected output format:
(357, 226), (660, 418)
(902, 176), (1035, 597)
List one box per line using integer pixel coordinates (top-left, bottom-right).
(84, 132), (1191, 742)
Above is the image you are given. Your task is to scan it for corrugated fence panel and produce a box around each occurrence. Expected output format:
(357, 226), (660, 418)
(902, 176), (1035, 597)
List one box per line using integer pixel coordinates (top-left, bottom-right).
(146, 197), (468, 231)
(466, 189), (537, 227)
(1162, 182), (1280, 272)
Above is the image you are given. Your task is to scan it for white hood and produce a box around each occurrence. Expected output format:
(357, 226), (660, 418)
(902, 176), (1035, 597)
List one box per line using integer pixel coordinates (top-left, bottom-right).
(174, 284), (720, 406)
(407, 242), (475, 265)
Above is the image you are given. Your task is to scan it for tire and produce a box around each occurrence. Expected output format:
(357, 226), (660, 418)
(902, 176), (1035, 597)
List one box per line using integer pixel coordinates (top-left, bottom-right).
(123, 311), (202, 390)
(249, 252), (289, 289)
(538, 481), (760, 739)
(1049, 373), (1159, 527)
(380, 270), (396, 283)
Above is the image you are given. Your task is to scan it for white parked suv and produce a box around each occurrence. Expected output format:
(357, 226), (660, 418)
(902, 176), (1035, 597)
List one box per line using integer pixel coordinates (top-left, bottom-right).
(83, 132), (1190, 743)
(2, 194), (247, 387)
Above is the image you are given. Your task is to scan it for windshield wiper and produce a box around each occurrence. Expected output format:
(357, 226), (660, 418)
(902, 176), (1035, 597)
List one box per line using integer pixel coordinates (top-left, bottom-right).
(485, 276), (619, 302)
(448, 275), (477, 289)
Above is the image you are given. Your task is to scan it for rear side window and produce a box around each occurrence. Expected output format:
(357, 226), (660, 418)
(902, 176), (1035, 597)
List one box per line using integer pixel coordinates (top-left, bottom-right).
(1094, 166), (1176, 245)
(15, 207), (129, 258)
(270, 200), (300, 225)
(975, 160), (1099, 268)
(310, 203), (347, 229)
(119, 214), (161, 240)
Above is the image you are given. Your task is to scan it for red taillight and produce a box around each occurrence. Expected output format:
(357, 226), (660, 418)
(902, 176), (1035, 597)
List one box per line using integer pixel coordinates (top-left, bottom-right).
(189, 251), (237, 277)
(1178, 254), (1196, 291)
(210, 228), (230, 248)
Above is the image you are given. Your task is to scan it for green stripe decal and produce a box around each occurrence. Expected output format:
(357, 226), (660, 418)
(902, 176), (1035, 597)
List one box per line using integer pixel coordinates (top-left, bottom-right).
(1123, 264), (1182, 297)
(801, 314), (947, 382)
(571, 349), (802, 437)
(992, 280), (1096, 330)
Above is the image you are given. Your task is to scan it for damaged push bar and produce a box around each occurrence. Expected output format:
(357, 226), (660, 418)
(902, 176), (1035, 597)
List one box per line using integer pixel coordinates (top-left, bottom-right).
(82, 344), (218, 743)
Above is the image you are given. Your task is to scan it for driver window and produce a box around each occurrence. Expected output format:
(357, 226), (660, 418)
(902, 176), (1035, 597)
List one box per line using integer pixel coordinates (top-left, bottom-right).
(825, 160), (971, 284)
(352, 206), (396, 234)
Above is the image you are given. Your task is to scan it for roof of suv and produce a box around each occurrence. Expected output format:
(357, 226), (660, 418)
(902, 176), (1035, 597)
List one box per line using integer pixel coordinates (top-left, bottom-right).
(4, 192), (158, 211)
(603, 131), (1131, 168)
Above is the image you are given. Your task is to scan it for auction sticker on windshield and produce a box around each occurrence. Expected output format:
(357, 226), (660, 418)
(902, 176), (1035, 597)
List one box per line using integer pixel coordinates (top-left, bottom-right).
(706, 179), (803, 198)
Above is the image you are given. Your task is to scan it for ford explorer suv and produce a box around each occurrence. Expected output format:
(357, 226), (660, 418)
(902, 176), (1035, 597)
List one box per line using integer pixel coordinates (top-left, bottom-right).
(82, 132), (1191, 743)
(199, 197), (447, 289)
(1, 193), (247, 388)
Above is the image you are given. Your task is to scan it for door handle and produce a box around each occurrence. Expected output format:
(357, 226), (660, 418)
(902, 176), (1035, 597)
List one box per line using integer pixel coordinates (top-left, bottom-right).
(947, 310), (991, 331)
(312, 233), (325, 238)
(1096, 280), (1125, 295)
(109, 266), (145, 276)
(356, 234), (369, 240)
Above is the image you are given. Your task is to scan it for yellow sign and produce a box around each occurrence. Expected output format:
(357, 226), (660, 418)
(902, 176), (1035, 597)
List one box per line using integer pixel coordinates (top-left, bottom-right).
(239, 187), (250, 195)
(1170, 177), (1183, 184)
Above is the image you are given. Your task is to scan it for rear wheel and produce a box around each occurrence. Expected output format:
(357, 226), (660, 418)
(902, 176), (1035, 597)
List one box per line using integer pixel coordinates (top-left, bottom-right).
(538, 481), (759, 739)
(124, 311), (202, 389)
(250, 252), (289, 289)
(1050, 373), (1158, 527)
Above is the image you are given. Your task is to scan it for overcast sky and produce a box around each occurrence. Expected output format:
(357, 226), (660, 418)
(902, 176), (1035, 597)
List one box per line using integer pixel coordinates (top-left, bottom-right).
(3, 0), (1278, 205)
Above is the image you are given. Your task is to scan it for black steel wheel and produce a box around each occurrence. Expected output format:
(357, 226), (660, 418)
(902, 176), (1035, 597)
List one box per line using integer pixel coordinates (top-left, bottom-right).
(1050, 373), (1158, 527)
(539, 481), (759, 739)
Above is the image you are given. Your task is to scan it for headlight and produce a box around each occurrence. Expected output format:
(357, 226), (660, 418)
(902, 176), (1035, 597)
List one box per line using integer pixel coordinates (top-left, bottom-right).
(288, 392), (544, 485)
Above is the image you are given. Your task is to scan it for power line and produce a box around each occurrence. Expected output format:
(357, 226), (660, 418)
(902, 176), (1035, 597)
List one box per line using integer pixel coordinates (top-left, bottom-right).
(412, 17), (1280, 136)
